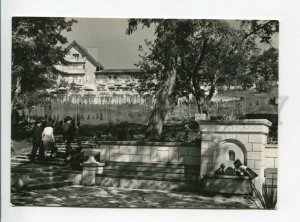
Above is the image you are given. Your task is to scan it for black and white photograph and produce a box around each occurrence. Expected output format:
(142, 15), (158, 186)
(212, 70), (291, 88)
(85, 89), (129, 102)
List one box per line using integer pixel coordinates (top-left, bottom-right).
(10, 17), (279, 209)
(2, 1), (300, 222)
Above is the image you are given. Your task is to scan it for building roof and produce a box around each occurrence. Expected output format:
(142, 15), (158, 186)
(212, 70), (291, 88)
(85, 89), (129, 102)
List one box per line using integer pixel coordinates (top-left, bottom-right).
(95, 68), (141, 75)
(66, 40), (104, 70)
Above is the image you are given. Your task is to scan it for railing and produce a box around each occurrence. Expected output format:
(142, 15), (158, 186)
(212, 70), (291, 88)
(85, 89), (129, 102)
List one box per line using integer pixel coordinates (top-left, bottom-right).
(61, 68), (86, 74)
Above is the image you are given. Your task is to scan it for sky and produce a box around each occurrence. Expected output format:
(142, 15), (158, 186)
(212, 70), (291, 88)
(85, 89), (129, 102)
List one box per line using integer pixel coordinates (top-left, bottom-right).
(63, 18), (278, 69)
(63, 18), (155, 69)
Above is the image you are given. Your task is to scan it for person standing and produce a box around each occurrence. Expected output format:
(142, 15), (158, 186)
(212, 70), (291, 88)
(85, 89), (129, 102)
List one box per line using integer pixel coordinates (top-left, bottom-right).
(62, 116), (76, 162)
(30, 119), (43, 161)
(42, 122), (55, 158)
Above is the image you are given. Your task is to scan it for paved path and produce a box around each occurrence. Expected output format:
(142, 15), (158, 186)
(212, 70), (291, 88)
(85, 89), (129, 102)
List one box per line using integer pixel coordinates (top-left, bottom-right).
(11, 185), (258, 209)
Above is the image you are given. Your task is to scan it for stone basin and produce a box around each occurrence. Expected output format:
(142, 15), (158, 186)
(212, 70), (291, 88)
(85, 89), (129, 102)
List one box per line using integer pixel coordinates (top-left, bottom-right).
(202, 174), (252, 194)
(81, 148), (102, 165)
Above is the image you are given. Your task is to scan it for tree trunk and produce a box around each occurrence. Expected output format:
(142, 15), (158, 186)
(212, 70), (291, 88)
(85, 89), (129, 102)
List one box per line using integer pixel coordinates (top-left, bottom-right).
(145, 67), (177, 140)
(11, 76), (22, 110)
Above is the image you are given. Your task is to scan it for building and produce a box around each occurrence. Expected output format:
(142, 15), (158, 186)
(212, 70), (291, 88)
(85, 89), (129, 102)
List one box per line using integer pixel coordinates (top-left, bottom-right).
(55, 40), (150, 104)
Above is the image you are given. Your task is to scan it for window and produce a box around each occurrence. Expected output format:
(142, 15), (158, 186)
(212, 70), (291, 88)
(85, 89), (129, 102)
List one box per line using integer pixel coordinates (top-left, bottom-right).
(73, 54), (79, 61)
(229, 150), (235, 161)
(114, 75), (117, 79)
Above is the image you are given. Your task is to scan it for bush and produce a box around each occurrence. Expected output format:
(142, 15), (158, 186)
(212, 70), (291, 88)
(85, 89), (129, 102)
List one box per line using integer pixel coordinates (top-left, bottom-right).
(252, 176), (277, 209)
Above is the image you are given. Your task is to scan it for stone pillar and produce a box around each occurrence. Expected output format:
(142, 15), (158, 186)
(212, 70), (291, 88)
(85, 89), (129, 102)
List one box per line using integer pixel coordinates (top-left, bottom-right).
(198, 119), (272, 192)
(81, 148), (105, 186)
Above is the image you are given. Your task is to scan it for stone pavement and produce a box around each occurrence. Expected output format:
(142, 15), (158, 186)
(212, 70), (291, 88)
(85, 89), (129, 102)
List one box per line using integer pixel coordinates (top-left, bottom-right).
(11, 185), (259, 209)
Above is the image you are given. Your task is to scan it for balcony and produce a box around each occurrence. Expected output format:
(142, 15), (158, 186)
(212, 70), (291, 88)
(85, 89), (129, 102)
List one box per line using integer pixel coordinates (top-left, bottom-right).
(65, 56), (87, 63)
(61, 67), (86, 74)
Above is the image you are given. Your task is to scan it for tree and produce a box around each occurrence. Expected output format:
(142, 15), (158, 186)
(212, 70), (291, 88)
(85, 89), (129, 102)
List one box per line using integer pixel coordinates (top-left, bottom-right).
(127, 19), (279, 140)
(248, 48), (279, 93)
(16, 90), (55, 121)
(12, 17), (77, 108)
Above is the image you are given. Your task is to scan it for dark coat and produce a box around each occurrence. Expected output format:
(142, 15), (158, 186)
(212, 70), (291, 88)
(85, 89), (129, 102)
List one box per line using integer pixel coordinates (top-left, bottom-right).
(62, 122), (76, 141)
(32, 124), (42, 144)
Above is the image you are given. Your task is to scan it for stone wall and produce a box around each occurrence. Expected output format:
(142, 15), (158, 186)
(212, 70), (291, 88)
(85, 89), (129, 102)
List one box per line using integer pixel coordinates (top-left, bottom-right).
(265, 144), (278, 168)
(198, 119), (272, 191)
(98, 141), (201, 165)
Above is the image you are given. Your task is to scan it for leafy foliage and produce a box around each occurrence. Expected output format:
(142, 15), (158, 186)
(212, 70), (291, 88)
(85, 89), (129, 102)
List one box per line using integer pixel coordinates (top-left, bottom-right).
(248, 48), (279, 93)
(127, 19), (279, 138)
(12, 17), (77, 105)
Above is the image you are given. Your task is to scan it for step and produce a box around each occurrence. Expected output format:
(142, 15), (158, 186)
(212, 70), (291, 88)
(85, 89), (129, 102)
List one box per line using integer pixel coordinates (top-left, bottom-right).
(11, 158), (30, 164)
(97, 173), (199, 183)
(101, 170), (199, 181)
(105, 161), (200, 169)
(103, 165), (199, 174)
(11, 165), (63, 173)
(29, 175), (68, 184)
(24, 180), (73, 190)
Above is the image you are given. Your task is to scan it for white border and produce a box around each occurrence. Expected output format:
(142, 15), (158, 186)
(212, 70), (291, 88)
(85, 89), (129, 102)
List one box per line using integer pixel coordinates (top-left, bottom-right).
(2, 1), (300, 222)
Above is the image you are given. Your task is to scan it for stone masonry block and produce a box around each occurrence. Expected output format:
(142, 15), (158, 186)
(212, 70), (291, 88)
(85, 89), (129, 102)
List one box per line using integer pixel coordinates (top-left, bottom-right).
(200, 163), (208, 175)
(265, 158), (275, 168)
(245, 143), (253, 152)
(178, 147), (188, 155)
(119, 145), (138, 154)
(141, 155), (150, 163)
(113, 154), (130, 162)
(139, 180), (159, 190)
(202, 133), (225, 143)
(236, 134), (249, 144)
(252, 143), (264, 152)
(182, 156), (200, 165)
(247, 152), (263, 160)
(225, 133), (237, 140)
(109, 148), (120, 155)
(150, 150), (157, 162)
(100, 145), (110, 162)
(119, 178), (139, 189)
(187, 146), (201, 156)
(156, 150), (169, 162)
(201, 141), (209, 149)
(201, 147), (213, 156)
(211, 134), (226, 143)
(156, 146), (170, 151)
(254, 160), (263, 170)
(178, 156), (183, 164)
(265, 148), (278, 158)
(137, 146), (152, 155)
(275, 158), (278, 168)
(201, 155), (214, 164)
(249, 134), (265, 143)
(168, 148), (179, 163)
(247, 159), (255, 169)
(129, 155), (142, 162)
(208, 141), (218, 149)
(109, 144), (120, 149)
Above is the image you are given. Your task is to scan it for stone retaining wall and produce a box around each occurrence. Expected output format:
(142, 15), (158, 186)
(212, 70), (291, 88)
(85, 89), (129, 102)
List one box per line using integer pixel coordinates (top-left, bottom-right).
(98, 141), (201, 165)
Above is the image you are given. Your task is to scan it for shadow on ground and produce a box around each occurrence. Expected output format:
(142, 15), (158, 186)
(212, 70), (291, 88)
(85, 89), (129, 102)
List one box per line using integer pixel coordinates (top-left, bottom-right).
(11, 185), (257, 209)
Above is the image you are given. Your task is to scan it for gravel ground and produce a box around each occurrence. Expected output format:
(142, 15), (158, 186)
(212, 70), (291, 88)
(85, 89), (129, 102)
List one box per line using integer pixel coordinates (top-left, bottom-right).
(11, 185), (259, 209)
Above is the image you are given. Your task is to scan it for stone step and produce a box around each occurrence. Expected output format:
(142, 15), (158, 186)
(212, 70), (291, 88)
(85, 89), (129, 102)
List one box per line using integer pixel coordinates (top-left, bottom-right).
(101, 170), (199, 181)
(105, 161), (200, 170)
(11, 158), (30, 164)
(104, 165), (199, 175)
(12, 170), (67, 178)
(11, 165), (63, 173)
(29, 175), (68, 184)
(24, 180), (73, 190)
